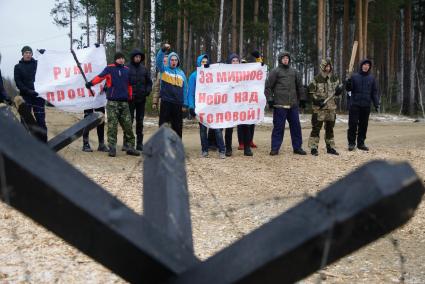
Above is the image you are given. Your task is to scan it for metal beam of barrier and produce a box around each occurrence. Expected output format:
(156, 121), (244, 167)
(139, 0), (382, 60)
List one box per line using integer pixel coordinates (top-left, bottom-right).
(172, 161), (424, 284)
(0, 107), (199, 284)
(143, 126), (194, 253)
(47, 112), (104, 152)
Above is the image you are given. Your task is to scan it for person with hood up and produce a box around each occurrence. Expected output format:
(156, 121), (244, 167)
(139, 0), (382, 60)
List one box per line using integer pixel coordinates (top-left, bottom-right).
(187, 54), (226, 159)
(224, 53), (253, 156)
(85, 52), (140, 157)
(14, 45), (48, 142)
(156, 43), (188, 138)
(265, 51), (307, 156)
(308, 58), (343, 156)
(122, 49), (153, 151)
(345, 59), (379, 151)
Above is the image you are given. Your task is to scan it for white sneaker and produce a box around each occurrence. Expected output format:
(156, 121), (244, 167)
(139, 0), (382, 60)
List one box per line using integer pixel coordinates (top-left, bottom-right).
(201, 151), (209, 158)
(219, 152), (226, 159)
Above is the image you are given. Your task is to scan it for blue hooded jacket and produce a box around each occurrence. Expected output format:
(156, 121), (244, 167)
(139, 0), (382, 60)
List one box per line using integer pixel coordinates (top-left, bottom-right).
(187, 54), (209, 110)
(156, 49), (188, 106)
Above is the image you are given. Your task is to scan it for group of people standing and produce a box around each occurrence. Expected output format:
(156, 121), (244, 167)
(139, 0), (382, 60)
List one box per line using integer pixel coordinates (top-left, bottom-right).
(0, 44), (379, 159)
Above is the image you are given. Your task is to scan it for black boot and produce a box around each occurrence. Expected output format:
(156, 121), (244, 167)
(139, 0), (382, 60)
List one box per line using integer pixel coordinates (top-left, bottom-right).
(109, 146), (116, 157)
(136, 135), (143, 151)
(326, 146), (339, 155)
(348, 144), (356, 151)
(357, 144), (369, 151)
(82, 142), (93, 152)
(311, 148), (318, 156)
(244, 146), (253, 156)
(126, 147), (141, 156)
(97, 142), (109, 152)
(269, 150), (279, 156)
(122, 143), (130, 151)
(293, 148), (307, 155)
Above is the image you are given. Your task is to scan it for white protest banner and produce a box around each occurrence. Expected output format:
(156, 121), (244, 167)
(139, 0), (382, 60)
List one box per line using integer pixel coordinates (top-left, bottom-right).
(195, 62), (267, 128)
(35, 45), (107, 113)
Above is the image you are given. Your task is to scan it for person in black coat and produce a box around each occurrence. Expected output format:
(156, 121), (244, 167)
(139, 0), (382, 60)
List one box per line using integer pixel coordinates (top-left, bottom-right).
(124, 49), (153, 151)
(345, 59), (379, 151)
(14, 45), (47, 142)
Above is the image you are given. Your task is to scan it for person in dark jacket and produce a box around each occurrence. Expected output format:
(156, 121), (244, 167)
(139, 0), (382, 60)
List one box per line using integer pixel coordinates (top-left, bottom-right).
(223, 53), (253, 156)
(123, 49), (153, 151)
(14, 45), (48, 142)
(86, 52), (140, 157)
(346, 59), (379, 151)
(265, 52), (307, 156)
(0, 68), (11, 104)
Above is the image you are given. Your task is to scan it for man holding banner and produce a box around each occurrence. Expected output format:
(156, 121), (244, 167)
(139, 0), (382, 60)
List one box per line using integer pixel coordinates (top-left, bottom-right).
(14, 45), (47, 142)
(265, 52), (307, 156)
(188, 54), (226, 159)
(194, 53), (267, 157)
(86, 52), (140, 157)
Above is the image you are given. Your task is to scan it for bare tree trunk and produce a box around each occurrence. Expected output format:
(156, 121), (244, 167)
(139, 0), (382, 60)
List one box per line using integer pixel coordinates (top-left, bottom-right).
(183, 1), (188, 70)
(232, 0), (237, 52)
(403, 1), (412, 115)
(70, 0), (73, 49)
(282, 0), (286, 51)
(362, 0), (369, 58)
(139, 0), (144, 48)
(85, 2), (90, 46)
(150, 0), (156, 77)
(399, 9), (404, 114)
(268, 0), (273, 66)
(176, 0), (182, 55)
(115, 0), (122, 51)
(357, 0), (363, 60)
(317, 0), (325, 63)
(288, 0), (293, 50)
(217, 0), (224, 62)
(96, 20), (100, 44)
(330, 0), (336, 62)
(343, 0), (349, 78)
(239, 0), (244, 56)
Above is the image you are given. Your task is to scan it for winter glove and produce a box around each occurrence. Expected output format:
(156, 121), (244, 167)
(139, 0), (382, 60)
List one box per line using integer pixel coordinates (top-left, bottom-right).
(299, 100), (307, 109)
(94, 43), (100, 48)
(251, 50), (261, 59)
(335, 84), (344, 96)
(189, 108), (196, 117)
(268, 100), (274, 109)
(38, 49), (46, 54)
(162, 43), (171, 52)
(312, 99), (324, 107)
(345, 78), (352, 91)
(204, 63), (210, 68)
(319, 101), (327, 109)
(85, 81), (93, 89)
(28, 90), (38, 97)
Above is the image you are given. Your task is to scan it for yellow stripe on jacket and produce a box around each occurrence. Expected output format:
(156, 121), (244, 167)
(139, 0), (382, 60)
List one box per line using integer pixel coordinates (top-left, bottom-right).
(161, 71), (184, 87)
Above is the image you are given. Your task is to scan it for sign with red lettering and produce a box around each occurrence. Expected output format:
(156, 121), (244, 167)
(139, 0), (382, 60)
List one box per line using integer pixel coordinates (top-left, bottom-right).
(195, 63), (267, 128)
(35, 45), (107, 112)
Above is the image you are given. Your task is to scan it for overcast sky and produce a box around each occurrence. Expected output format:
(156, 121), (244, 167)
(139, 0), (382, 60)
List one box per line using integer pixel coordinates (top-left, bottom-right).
(0, 0), (90, 79)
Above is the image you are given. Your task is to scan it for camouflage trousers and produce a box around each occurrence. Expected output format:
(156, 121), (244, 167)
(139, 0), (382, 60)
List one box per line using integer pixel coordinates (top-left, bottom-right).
(308, 112), (336, 149)
(106, 100), (135, 148)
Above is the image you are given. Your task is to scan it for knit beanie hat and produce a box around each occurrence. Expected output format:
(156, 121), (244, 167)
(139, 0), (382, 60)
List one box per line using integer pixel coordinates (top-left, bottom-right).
(21, 46), (33, 54)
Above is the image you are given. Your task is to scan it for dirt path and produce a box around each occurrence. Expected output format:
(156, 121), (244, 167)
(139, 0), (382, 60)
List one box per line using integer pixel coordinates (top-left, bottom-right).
(1, 109), (425, 283)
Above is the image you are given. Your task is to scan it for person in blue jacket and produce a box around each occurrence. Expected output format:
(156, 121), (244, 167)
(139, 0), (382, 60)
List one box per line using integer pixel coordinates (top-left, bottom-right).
(156, 43), (188, 138)
(187, 54), (226, 159)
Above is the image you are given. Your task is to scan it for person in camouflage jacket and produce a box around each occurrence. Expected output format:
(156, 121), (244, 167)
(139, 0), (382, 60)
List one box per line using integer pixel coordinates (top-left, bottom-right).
(307, 58), (343, 156)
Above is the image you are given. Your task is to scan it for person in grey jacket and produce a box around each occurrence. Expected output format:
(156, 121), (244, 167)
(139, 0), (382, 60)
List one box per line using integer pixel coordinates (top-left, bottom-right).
(346, 58), (379, 151)
(265, 52), (307, 156)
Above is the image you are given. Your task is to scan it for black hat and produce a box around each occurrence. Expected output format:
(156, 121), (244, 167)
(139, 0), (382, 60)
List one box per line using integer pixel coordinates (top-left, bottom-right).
(21, 46), (33, 54)
(114, 52), (125, 61)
